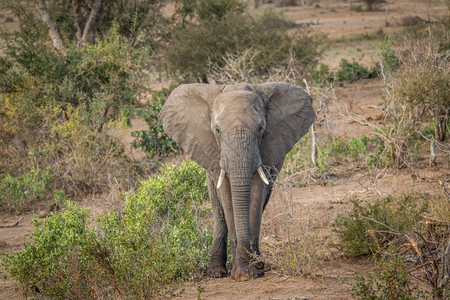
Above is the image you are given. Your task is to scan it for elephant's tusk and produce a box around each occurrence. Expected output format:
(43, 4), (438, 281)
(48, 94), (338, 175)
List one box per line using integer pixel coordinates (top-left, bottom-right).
(217, 169), (226, 189)
(257, 166), (269, 185)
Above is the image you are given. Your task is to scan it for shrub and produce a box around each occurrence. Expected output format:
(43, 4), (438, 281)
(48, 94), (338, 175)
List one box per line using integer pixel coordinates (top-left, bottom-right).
(43, 109), (140, 196)
(317, 138), (346, 173)
(0, 167), (51, 212)
(311, 63), (334, 86)
(367, 18), (449, 169)
(363, 0), (386, 11)
(283, 135), (371, 178)
(346, 136), (369, 159)
(162, 9), (324, 81)
(0, 19), (140, 134)
(317, 136), (369, 173)
(352, 256), (420, 300)
(334, 195), (427, 257)
(1, 202), (93, 298)
(336, 59), (373, 82)
(350, 4), (363, 12)
(131, 89), (179, 158)
(282, 133), (313, 178)
(1, 160), (211, 299)
(195, 0), (246, 21)
(0, 11), (145, 206)
(364, 139), (387, 170)
(374, 35), (400, 77)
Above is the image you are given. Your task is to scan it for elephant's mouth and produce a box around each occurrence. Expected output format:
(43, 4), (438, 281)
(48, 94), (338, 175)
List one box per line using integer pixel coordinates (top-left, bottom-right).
(216, 166), (269, 189)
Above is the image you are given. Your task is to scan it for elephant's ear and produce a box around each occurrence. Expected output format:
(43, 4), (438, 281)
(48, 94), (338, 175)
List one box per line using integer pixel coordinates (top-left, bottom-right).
(159, 83), (223, 171)
(253, 82), (315, 167)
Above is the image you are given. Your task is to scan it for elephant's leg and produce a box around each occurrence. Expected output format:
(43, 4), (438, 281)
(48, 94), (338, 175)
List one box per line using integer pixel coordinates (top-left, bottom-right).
(206, 172), (228, 278)
(216, 177), (238, 278)
(249, 173), (267, 270)
(250, 163), (284, 268)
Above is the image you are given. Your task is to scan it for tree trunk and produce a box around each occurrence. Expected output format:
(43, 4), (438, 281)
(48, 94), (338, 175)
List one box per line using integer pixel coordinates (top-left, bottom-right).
(429, 140), (437, 168)
(72, 0), (83, 43)
(79, 0), (106, 47)
(435, 113), (449, 142)
(34, 0), (64, 50)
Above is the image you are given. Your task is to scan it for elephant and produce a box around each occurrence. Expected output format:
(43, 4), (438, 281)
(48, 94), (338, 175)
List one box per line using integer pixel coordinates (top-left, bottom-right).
(159, 82), (315, 281)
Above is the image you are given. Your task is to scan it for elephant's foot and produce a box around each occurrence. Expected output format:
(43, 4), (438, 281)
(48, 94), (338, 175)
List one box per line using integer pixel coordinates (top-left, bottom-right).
(231, 265), (264, 281)
(206, 264), (228, 278)
(251, 258), (264, 270)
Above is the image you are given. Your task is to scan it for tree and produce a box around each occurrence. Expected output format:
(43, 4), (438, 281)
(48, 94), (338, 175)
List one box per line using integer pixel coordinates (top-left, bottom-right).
(34, 0), (106, 49)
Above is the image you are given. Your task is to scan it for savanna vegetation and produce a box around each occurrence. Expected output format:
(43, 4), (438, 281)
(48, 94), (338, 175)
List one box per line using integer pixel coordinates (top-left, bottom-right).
(0, 0), (449, 298)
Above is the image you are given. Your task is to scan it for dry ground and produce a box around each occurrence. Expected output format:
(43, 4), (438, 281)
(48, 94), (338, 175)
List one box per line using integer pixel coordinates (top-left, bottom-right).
(1, 0), (449, 299)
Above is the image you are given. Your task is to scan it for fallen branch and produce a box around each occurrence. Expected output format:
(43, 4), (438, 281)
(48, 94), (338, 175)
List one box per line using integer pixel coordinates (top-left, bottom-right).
(0, 217), (24, 228)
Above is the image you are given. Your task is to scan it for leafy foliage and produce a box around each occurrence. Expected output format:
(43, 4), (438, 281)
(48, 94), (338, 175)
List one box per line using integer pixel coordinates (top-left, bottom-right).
(0, 9), (145, 207)
(162, 9), (323, 81)
(0, 168), (51, 212)
(1, 161), (211, 298)
(334, 195), (427, 257)
(1, 202), (93, 298)
(375, 36), (400, 77)
(132, 89), (179, 158)
(336, 59), (373, 82)
(352, 256), (420, 300)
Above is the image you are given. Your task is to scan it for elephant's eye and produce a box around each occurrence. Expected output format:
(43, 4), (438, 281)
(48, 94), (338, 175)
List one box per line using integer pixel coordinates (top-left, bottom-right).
(215, 127), (220, 134)
(258, 126), (264, 133)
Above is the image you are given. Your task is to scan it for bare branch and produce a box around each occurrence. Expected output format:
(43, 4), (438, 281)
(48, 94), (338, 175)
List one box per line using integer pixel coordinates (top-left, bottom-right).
(34, 0), (64, 50)
(0, 217), (24, 228)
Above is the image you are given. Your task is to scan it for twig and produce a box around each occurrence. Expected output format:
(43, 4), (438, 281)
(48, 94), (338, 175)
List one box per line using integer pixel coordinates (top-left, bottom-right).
(356, 213), (402, 234)
(0, 217), (24, 228)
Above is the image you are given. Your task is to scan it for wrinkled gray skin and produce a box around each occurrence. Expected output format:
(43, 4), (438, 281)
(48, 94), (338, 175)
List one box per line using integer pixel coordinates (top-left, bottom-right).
(159, 82), (315, 281)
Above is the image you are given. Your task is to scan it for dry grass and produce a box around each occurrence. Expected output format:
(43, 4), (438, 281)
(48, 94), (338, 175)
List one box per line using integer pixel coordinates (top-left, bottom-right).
(260, 179), (333, 276)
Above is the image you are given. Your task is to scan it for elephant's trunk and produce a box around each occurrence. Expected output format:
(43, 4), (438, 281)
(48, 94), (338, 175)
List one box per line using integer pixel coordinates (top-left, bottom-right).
(229, 175), (253, 261)
(220, 130), (261, 261)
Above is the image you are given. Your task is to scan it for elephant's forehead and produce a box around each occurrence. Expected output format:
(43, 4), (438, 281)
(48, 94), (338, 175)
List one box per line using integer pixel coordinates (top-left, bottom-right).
(213, 91), (263, 113)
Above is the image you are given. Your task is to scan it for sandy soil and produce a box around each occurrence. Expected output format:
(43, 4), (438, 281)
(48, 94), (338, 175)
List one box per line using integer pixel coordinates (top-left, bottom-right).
(1, 1), (449, 299)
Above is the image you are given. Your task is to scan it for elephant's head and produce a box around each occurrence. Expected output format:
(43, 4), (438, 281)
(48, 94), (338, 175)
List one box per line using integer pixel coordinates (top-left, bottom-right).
(159, 82), (314, 268)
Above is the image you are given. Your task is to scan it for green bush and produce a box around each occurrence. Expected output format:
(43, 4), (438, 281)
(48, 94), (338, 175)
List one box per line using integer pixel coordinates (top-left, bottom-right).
(283, 136), (371, 177)
(311, 63), (334, 86)
(282, 133), (312, 178)
(0, 10), (145, 204)
(363, 0), (386, 11)
(346, 136), (369, 159)
(1, 202), (93, 298)
(352, 256), (420, 300)
(317, 136), (368, 173)
(364, 140), (386, 170)
(336, 59), (373, 82)
(0, 167), (51, 212)
(132, 89), (179, 158)
(317, 138), (346, 173)
(195, 0), (245, 21)
(162, 10), (323, 80)
(350, 4), (363, 12)
(374, 36), (400, 77)
(1, 160), (211, 299)
(334, 195), (427, 257)
(0, 19), (140, 135)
